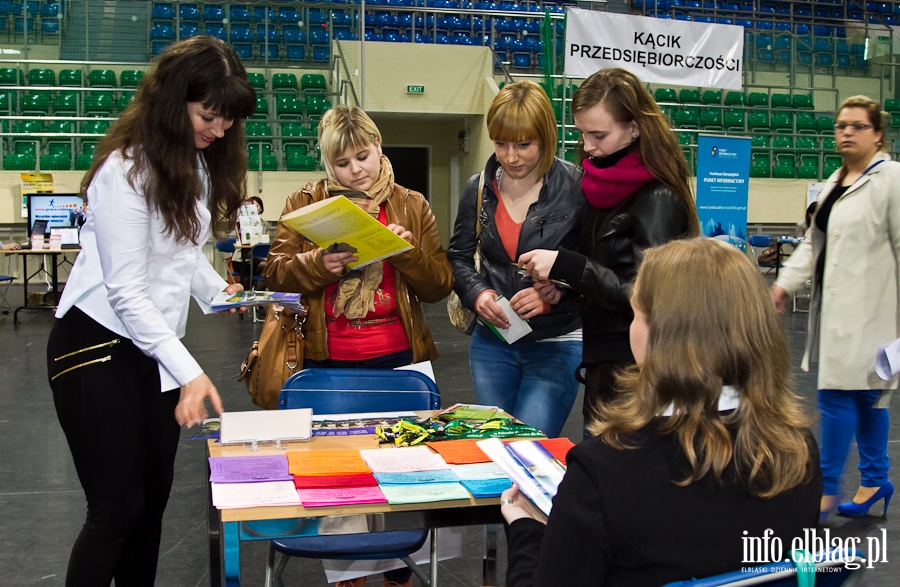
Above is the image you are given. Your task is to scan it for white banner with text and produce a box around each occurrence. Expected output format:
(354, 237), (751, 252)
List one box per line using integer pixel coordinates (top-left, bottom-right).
(564, 9), (744, 90)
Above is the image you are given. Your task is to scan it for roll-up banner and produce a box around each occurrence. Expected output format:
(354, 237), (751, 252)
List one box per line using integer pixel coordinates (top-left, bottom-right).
(564, 8), (744, 90)
(696, 135), (751, 249)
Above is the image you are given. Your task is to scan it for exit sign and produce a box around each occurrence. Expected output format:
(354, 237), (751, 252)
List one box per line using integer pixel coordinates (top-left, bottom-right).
(406, 85), (425, 94)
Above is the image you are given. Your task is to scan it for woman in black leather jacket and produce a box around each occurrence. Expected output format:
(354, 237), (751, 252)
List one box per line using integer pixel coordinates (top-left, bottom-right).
(448, 80), (584, 438)
(519, 68), (699, 432)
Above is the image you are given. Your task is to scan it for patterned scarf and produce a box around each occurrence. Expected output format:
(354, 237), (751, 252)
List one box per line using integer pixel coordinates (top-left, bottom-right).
(328, 155), (395, 320)
(581, 150), (656, 209)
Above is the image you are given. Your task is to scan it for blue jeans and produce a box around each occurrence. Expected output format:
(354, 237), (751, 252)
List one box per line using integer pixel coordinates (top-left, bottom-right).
(818, 389), (891, 496)
(469, 323), (582, 438)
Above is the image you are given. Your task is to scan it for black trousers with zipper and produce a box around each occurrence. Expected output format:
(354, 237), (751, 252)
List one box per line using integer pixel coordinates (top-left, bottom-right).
(47, 306), (180, 587)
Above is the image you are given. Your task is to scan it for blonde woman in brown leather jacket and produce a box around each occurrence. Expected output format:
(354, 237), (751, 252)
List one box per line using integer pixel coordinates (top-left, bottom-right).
(265, 106), (452, 372)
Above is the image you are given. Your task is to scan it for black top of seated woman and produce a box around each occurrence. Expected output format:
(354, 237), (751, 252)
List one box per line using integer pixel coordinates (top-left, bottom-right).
(506, 417), (822, 587)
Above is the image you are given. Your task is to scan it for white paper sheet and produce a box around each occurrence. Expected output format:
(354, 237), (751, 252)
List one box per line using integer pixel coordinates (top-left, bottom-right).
(876, 338), (900, 381)
(210, 481), (301, 509)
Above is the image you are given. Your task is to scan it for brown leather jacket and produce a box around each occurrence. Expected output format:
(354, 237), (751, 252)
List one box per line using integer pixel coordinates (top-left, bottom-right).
(263, 180), (453, 362)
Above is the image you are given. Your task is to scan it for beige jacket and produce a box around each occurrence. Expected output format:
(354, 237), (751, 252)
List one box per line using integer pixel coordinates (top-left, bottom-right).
(263, 180), (453, 362)
(775, 152), (900, 391)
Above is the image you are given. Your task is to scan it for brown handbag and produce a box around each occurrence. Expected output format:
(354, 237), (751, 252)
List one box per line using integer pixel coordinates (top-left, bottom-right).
(237, 304), (307, 409)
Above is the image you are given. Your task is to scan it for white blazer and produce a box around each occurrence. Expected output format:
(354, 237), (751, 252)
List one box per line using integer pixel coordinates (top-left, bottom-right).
(775, 151), (900, 391)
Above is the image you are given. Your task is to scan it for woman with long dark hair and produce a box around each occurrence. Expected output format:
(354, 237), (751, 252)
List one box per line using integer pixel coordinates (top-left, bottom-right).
(46, 36), (255, 586)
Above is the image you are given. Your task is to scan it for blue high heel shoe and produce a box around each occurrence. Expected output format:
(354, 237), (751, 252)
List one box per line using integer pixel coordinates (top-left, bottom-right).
(836, 481), (894, 517)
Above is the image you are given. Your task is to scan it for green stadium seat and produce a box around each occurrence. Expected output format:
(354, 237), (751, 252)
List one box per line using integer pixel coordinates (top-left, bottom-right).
(700, 109), (723, 130)
(58, 69), (83, 87)
(724, 110), (745, 132)
(305, 95), (332, 116)
(117, 92), (135, 112)
(817, 116), (835, 134)
(81, 120), (111, 135)
(771, 93), (792, 109)
(792, 94), (814, 109)
(823, 155), (842, 177)
(40, 153), (70, 170)
(0, 90), (15, 113)
(750, 135), (770, 152)
(20, 93), (51, 115)
(281, 122), (309, 143)
(120, 70), (144, 88)
(674, 107), (700, 129)
(84, 92), (114, 116)
(271, 73), (298, 92)
(247, 72), (267, 91)
(795, 136), (817, 152)
(701, 90), (722, 105)
(300, 73), (327, 92)
(27, 68), (55, 86)
(796, 112), (817, 134)
(885, 99), (900, 113)
(275, 95), (303, 119)
(750, 155), (770, 178)
(822, 137), (836, 151)
(724, 91), (745, 107)
(0, 67), (23, 85)
(4, 153), (35, 170)
(555, 83), (578, 100)
(284, 143), (309, 158)
(53, 92), (78, 115)
(797, 156), (819, 179)
(74, 153), (94, 170)
(772, 135), (794, 155)
(772, 158), (796, 178)
(285, 154), (318, 171)
(47, 141), (73, 160)
(679, 89), (701, 104)
(748, 111), (770, 132)
(747, 92), (769, 108)
(248, 152), (278, 171)
(677, 132), (693, 146)
(88, 69), (117, 87)
(252, 95), (269, 119)
(245, 121), (273, 145)
(771, 112), (793, 133)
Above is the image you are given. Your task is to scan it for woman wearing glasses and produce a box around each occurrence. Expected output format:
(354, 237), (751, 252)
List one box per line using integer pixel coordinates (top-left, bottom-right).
(772, 95), (899, 522)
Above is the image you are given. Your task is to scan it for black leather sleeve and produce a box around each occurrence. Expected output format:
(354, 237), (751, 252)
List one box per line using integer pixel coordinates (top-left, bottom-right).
(447, 172), (493, 309)
(572, 185), (690, 313)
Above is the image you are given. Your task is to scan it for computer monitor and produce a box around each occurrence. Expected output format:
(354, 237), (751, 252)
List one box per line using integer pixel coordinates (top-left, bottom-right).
(27, 193), (84, 236)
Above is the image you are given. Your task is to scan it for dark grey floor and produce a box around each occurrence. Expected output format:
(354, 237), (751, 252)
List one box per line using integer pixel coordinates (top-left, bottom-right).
(1, 286), (898, 586)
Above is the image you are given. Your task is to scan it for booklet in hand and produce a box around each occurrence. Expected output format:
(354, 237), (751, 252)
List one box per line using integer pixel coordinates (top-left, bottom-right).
(278, 195), (413, 269)
(476, 437), (567, 516)
(210, 290), (306, 313)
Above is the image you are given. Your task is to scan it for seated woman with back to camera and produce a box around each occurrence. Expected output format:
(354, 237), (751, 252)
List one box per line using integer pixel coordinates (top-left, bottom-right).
(500, 238), (821, 587)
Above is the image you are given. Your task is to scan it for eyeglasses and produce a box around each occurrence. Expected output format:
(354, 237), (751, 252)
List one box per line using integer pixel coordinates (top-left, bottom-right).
(834, 123), (874, 132)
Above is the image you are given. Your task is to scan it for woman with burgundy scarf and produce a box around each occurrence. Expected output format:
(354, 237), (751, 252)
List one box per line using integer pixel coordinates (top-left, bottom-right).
(265, 107), (452, 587)
(519, 68), (699, 432)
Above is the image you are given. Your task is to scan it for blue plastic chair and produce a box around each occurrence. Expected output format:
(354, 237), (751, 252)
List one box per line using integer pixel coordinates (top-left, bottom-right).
(0, 273), (12, 315)
(266, 368), (441, 587)
(214, 237), (241, 285)
(662, 547), (866, 586)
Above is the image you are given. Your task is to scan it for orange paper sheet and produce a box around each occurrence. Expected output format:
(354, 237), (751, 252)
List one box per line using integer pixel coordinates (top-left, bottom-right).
(287, 449), (371, 476)
(535, 438), (576, 466)
(425, 439), (492, 465)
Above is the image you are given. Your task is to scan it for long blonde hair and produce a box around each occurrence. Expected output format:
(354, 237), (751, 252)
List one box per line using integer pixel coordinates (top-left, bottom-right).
(591, 238), (814, 498)
(572, 68), (699, 237)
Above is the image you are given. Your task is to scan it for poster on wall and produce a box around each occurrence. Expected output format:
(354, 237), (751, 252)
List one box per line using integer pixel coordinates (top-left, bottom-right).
(564, 8), (744, 90)
(696, 135), (751, 250)
(19, 172), (54, 218)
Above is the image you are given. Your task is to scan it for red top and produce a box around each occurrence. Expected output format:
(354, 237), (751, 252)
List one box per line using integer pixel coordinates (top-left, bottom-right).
(323, 206), (409, 360)
(493, 184), (523, 262)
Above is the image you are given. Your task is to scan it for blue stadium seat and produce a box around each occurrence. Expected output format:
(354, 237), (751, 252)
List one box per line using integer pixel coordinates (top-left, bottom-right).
(179, 24), (200, 39)
(203, 25), (226, 41)
(202, 5), (225, 23)
(178, 3), (199, 22)
(229, 5), (251, 23)
(151, 2), (174, 21)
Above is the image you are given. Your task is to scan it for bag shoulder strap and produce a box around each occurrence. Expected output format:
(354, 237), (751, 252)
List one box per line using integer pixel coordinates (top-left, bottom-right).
(475, 171), (485, 238)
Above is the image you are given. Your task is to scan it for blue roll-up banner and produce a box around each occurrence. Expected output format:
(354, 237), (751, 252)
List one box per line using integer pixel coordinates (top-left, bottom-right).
(696, 135), (751, 250)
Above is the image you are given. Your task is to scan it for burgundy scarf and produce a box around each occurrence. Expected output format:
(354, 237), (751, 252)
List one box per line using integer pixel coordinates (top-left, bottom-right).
(582, 150), (656, 209)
